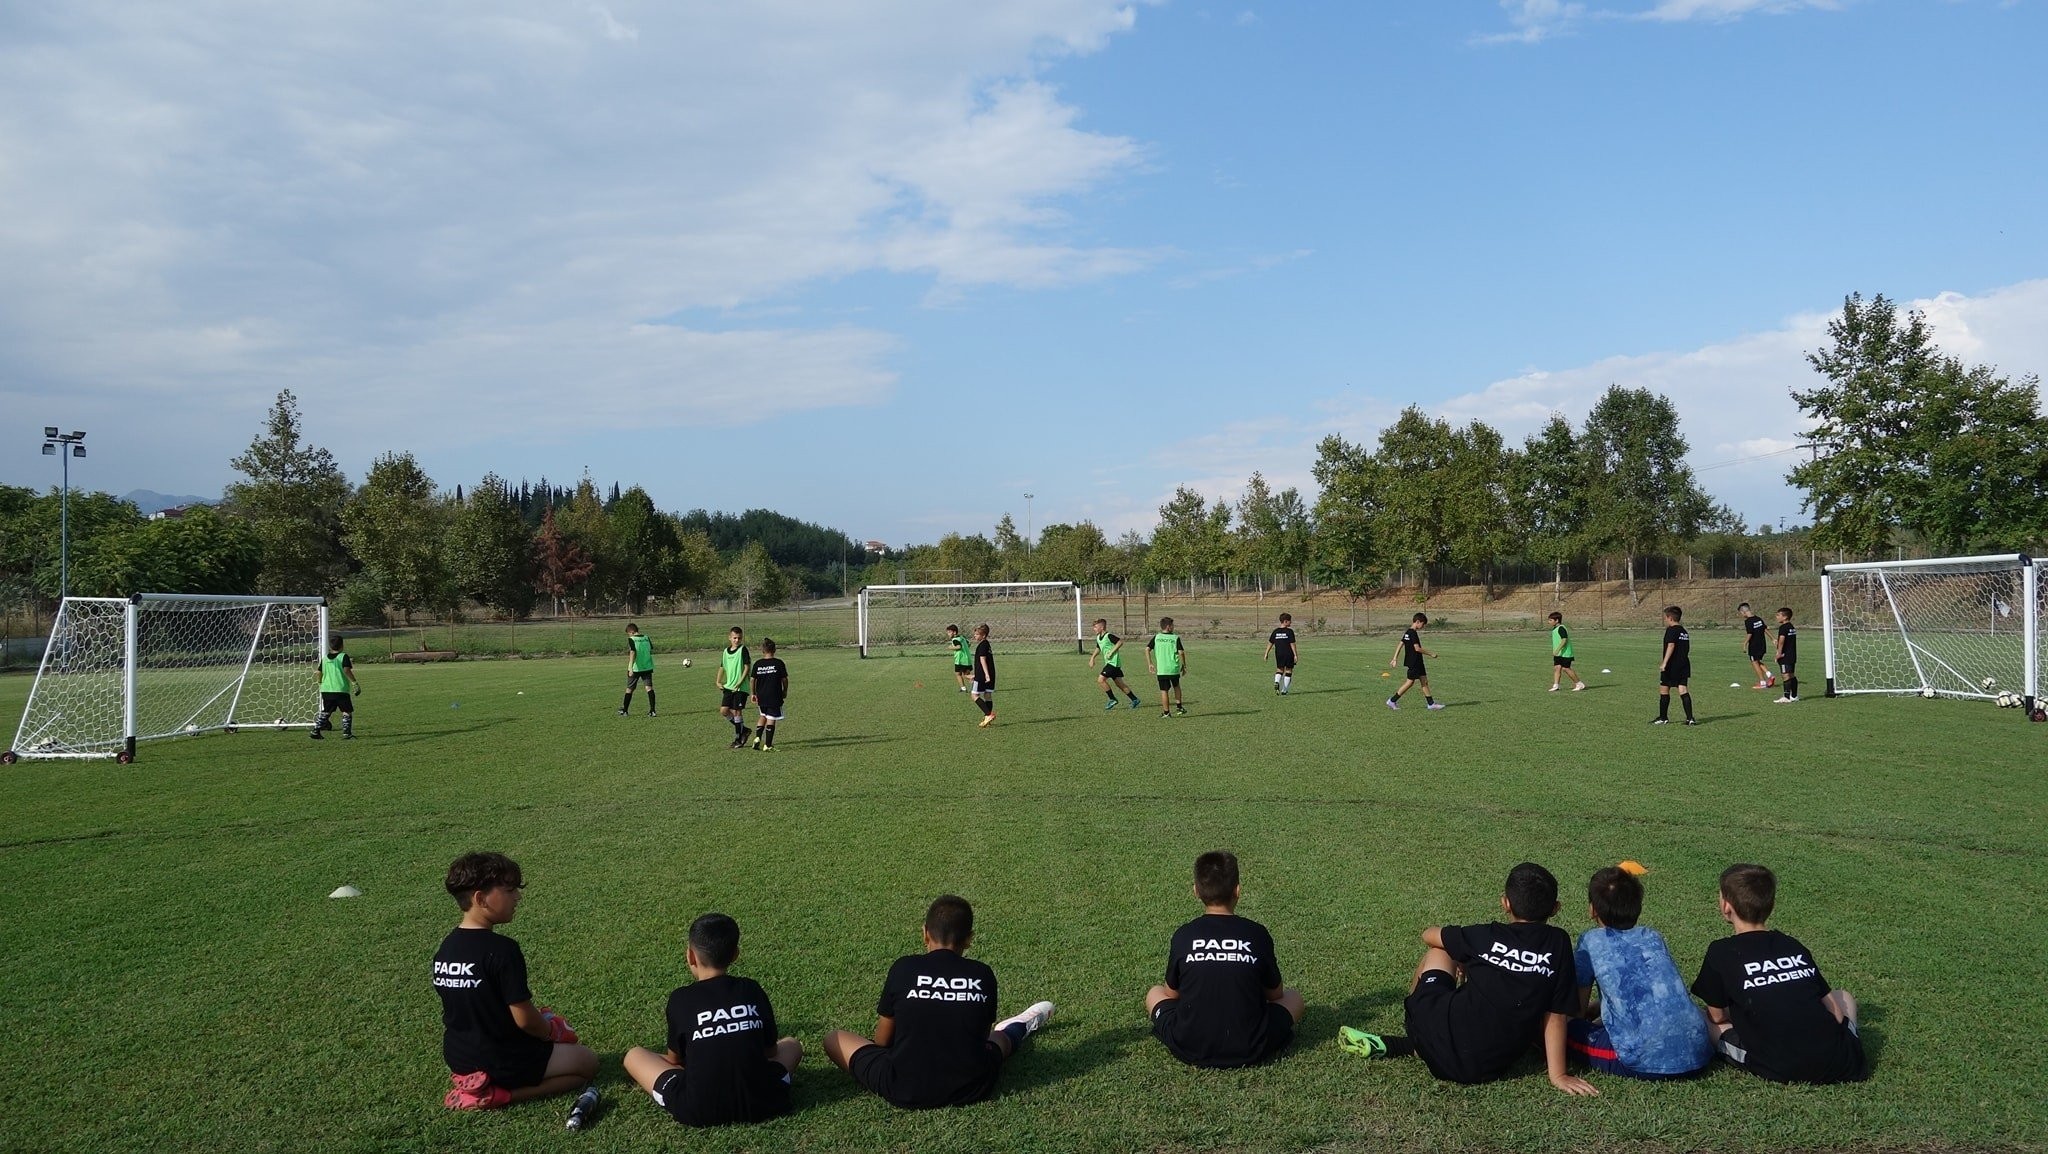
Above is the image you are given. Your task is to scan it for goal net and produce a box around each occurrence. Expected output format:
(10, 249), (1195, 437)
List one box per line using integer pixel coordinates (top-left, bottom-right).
(857, 582), (1084, 658)
(5, 594), (327, 763)
(1821, 554), (2038, 705)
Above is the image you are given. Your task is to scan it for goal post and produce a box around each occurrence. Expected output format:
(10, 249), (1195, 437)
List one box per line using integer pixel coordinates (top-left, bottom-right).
(5, 593), (327, 764)
(1820, 553), (2036, 707)
(856, 581), (1084, 658)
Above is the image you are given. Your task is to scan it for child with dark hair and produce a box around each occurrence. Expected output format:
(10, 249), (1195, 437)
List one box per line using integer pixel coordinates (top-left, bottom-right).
(624, 913), (802, 1127)
(311, 635), (361, 740)
(1091, 618), (1143, 709)
(1772, 608), (1801, 704)
(620, 622), (656, 716)
(1739, 602), (1774, 690)
(1567, 866), (1711, 1078)
(1655, 606), (1696, 725)
(1147, 850), (1304, 1068)
(1548, 612), (1585, 692)
(971, 624), (997, 728)
(1264, 612), (1298, 695)
(1381, 862), (1596, 1094)
(1692, 864), (1866, 1084)
(1387, 613), (1442, 710)
(1147, 617), (1188, 717)
(432, 852), (598, 1110)
(824, 896), (1053, 1108)
(718, 626), (752, 749)
(946, 625), (973, 692)
(749, 639), (789, 750)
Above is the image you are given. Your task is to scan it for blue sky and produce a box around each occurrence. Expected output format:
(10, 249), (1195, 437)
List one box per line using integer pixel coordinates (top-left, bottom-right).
(3, 0), (2043, 546)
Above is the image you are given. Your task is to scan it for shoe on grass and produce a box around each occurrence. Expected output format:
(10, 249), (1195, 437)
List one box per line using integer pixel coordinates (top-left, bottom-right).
(997, 1000), (1056, 1037)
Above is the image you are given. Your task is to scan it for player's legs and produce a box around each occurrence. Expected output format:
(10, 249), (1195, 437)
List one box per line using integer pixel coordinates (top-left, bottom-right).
(337, 694), (354, 736)
(624, 1045), (680, 1094)
(506, 1042), (598, 1104)
(1274, 987), (1306, 1023)
(1823, 988), (1857, 1029)
(772, 1037), (803, 1073)
(1145, 985), (1177, 1015)
(1418, 675), (1433, 704)
(1551, 662), (1562, 689)
(823, 1029), (875, 1070)
(1116, 675), (1139, 704)
(621, 674), (636, 715)
(1677, 683), (1694, 720)
(1391, 677), (1415, 702)
(1410, 948), (1459, 993)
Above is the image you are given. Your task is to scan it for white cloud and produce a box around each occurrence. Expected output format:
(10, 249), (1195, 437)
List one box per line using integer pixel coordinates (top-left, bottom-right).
(1638, 0), (1843, 21)
(1482, 0), (1844, 42)
(0, 1), (1159, 456)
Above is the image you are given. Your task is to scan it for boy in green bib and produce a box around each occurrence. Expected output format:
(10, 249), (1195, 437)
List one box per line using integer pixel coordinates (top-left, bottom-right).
(946, 624), (973, 692)
(1146, 617), (1188, 718)
(1547, 612), (1584, 692)
(1090, 619), (1143, 710)
(620, 623), (657, 716)
(311, 635), (361, 740)
(718, 627), (752, 749)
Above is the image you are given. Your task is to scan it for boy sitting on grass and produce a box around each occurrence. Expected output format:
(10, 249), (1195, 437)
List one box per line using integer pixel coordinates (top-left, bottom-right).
(624, 912), (802, 1126)
(432, 851), (598, 1110)
(823, 896), (1054, 1108)
(1146, 850), (1305, 1068)
(1692, 863), (1867, 1084)
(1385, 862), (1597, 1095)
(1568, 866), (1711, 1078)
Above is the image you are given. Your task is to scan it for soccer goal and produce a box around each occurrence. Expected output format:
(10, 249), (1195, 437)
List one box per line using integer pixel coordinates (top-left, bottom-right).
(4, 594), (327, 764)
(856, 581), (1085, 658)
(1820, 554), (2037, 706)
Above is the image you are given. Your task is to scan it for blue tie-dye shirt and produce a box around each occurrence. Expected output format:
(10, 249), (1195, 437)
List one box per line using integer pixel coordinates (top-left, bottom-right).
(1575, 925), (1712, 1075)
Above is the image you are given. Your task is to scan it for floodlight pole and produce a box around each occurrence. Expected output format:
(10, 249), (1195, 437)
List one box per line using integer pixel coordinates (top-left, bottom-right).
(1024, 493), (1035, 559)
(41, 428), (87, 602)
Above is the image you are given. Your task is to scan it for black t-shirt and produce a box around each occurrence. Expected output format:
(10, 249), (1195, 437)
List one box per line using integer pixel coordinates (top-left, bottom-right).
(1436, 921), (1577, 1079)
(871, 949), (999, 1107)
(1268, 627), (1296, 663)
(1744, 615), (1767, 654)
(1662, 625), (1691, 669)
(663, 974), (788, 1124)
(1401, 628), (1424, 664)
(973, 640), (995, 686)
(1692, 929), (1863, 1083)
(1777, 622), (1798, 662)
(750, 657), (788, 704)
(1161, 913), (1283, 1067)
(432, 928), (553, 1079)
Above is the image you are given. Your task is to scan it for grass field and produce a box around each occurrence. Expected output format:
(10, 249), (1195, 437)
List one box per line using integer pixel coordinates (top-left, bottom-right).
(2, 630), (2044, 1153)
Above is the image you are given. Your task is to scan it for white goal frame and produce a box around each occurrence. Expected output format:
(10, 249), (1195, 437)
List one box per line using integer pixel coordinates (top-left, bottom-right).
(856, 581), (1085, 658)
(5, 593), (328, 764)
(1821, 553), (2037, 707)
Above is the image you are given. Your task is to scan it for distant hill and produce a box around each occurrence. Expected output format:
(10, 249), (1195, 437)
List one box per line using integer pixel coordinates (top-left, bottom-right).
(123, 490), (215, 515)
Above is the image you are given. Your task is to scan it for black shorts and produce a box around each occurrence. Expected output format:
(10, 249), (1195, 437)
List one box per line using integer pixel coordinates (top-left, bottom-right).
(1660, 667), (1691, 688)
(1274, 653), (1295, 671)
(650, 1063), (793, 1127)
(1405, 661), (1427, 680)
(755, 698), (785, 721)
(320, 691), (353, 714)
(1715, 1024), (1867, 1085)
(955, 664), (974, 676)
(1099, 664), (1124, 681)
(1552, 656), (1573, 668)
(972, 679), (995, 695)
(455, 1037), (554, 1093)
(1748, 646), (1767, 662)
(1779, 659), (1796, 675)
(1403, 969), (1492, 1084)
(849, 1041), (1002, 1109)
(626, 671), (654, 689)
(721, 690), (749, 711)
(1156, 674), (1181, 691)
(1151, 999), (1295, 1069)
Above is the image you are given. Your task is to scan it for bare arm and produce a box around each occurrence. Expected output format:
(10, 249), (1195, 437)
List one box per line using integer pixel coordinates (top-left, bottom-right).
(1545, 1012), (1599, 1095)
(1702, 1003), (1731, 1026)
(871, 1016), (896, 1046)
(1660, 641), (1675, 671)
(1421, 926), (1446, 950)
(508, 1000), (553, 1041)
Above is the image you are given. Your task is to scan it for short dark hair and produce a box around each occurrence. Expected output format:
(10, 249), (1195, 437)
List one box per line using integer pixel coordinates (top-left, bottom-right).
(1547, 611), (1562, 623)
(1777, 607), (1794, 619)
(1587, 866), (1643, 930)
(329, 635), (344, 650)
(946, 624), (960, 634)
(1719, 863), (1776, 923)
(973, 622), (989, 638)
(1194, 850), (1240, 904)
(729, 625), (744, 637)
(1278, 612), (1291, 623)
(445, 851), (521, 910)
(689, 912), (741, 970)
(1160, 617), (1174, 630)
(1664, 605), (1683, 620)
(1738, 602), (1751, 612)
(761, 638), (776, 653)
(1504, 861), (1559, 921)
(1093, 618), (1108, 627)
(1412, 612), (1428, 624)
(626, 623), (639, 633)
(925, 894), (974, 948)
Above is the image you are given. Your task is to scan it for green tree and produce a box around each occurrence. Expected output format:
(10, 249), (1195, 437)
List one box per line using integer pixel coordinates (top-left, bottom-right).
(224, 390), (352, 595)
(449, 474), (534, 618)
(1580, 385), (1711, 604)
(1147, 486), (1231, 587)
(1442, 420), (1521, 596)
(1514, 414), (1590, 602)
(992, 515), (1026, 580)
(674, 528), (723, 606)
(1368, 407), (1458, 595)
(1033, 521), (1111, 584)
(1309, 434), (1381, 591)
(607, 486), (684, 614)
(556, 476), (614, 611)
(343, 451), (452, 622)
(722, 539), (787, 610)
(933, 532), (999, 583)
(530, 507), (593, 618)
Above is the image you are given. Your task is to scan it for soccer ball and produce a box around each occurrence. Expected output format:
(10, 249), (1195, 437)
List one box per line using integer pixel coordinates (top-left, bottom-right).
(185, 724), (198, 734)
(1982, 676), (1998, 691)
(1995, 692), (2013, 708)
(1920, 687), (1937, 699)
(681, 658), (693, 668)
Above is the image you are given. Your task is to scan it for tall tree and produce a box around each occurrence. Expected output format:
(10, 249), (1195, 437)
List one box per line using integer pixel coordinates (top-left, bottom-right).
(556, 475), (613, 611)
(224, 390), (352, 595)
(530, 507), (593, 617)
(933, 532), (999, 583)
(449, 473), (535, 618)
(1368, 407), (1458, 595)
(1515, 414), (1590, 601)
(343, 451), (452, 622)
(1148, 486), (1231, 586)
(722, 539), (787, 610)
(607, 486), (684, 613)
(1309, 434), (1381, 592)
(1580, 385), (1711, 603)
(1442, 420), (1521, 596)
(992, 515), (1026, 580)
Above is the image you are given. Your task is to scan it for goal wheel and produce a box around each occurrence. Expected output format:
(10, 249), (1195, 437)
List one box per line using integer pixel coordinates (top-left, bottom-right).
(114, 750), (134, 764)
(0, 751), (16, 765)
(225, 726), (238, 734)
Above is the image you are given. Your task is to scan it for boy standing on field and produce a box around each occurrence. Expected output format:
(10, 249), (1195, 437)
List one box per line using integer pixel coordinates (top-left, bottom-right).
(719, 627), (752, 750)
(433, 851), (599, 1110)
(971, 624), (997, 727)
(624, 913), (801, 1127)
(620, 623), (656, 716)
(1548, 611), (1585, 692)
(1655, 606), (1695, 726)
(1147, 617), (1188, 717)
(823, 896), (1055, 1109)
(1740, 603), (1774, 690)
(1146, 850), (1305, 1068)
(311, 635), (361, 740)
(1394, 862), (1597, 1095)
(1691, 864), (1866, 1084)
(749, 639), (789, 750)
(946, 624), (973, 692)
(1772, 608), (1801, 704)
(1264, 613), (1298, 695)
(1567, 866), (1711, 1079)
(1091, 618), (1143, 710)
(1387, 613), (1441, 710)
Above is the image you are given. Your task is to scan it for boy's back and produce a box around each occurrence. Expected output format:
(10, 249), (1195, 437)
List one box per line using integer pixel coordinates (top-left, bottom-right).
(433, 927), (555, 1087)
(1575, 924), (1711, 1075)
(1415, 920), (1576, 1082)
(1692, 928), (1865, 1084)
(1157, 912), (1286, 1068)
(660, 973), (791, 1125)
(865, 949), (1001, 1107)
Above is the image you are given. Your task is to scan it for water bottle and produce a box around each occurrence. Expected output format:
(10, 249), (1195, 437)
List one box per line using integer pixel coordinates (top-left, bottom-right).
(565, 1084), (599, 1131)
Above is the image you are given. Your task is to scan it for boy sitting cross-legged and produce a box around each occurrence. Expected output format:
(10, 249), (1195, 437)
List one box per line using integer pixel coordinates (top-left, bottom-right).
(1567, 866), (1712, 1079)
(1692, 863), (1866, 1084)
(432, 851), (599, 1110)
(624, 913), (802, 1126)
(824, 895), (1054, 1108)
(1146, 850), (1305, 1068)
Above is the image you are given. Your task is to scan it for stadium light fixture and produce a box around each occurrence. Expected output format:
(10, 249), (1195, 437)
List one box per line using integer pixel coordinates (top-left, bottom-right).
(40, 428), (87, 601)
(1024, 493), (1035, 558)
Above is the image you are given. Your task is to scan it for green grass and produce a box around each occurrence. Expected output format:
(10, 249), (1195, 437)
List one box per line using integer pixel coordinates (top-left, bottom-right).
(2, 631), (2043, 1153)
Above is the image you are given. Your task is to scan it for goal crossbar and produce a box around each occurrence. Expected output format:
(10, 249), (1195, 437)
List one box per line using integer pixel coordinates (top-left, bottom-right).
(856, 581), (1085, 658)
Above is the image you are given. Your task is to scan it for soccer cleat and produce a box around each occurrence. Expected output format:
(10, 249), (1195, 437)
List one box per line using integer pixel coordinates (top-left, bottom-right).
(1160, 711), (1172, 719)
(1684, 718), (1699, 726)
(1572, 683), (1587, 692)
(445, 1071), (511, 1111)
(1104, 699), (1118, 711)
(1174, 706), (1187, 716)
(1549, 684), (1559, 692)
(1651, 718), (1669, 725)
(1338, 1026), (1391, 1058)
(997, 1000), (1056, 1037)
(309, 730), (322, 740)
(978, 714), (994, 728)
(1426, 702), (1444, 710)
(648, 710), (657, 717)
(1765, 674), (1776, 687)
(1128, 696), (1142, 708)
(1773, 695), (1795, 704)
(1386, 699), (1399, 711)
(617, 709), (628, 716)
(341, 732), (354, 740)
(728, 735), (746, 750)
(751, 734), (764, 750)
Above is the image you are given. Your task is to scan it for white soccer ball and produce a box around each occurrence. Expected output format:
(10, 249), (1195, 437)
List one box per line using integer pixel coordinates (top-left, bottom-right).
(1920, 687), (1937, 699)
(1994, 692), (2009, 708)
(1982, 676), (1998, 691)
(681, 658), (692, 668)
(185, 724), (198, 734)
